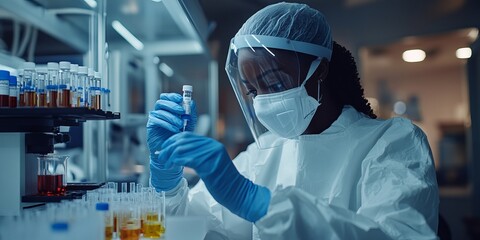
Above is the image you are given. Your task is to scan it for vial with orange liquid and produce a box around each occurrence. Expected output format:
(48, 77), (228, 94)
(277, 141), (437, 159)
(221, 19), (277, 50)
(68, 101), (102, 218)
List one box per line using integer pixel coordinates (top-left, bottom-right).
(58, 61), (71, 107)
(47, 62), (59, 107)
(23, 62), (36, 107)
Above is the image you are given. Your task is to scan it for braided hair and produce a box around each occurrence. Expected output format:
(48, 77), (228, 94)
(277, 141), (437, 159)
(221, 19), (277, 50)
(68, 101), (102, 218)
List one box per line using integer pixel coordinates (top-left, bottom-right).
(325, 41), (377, 119)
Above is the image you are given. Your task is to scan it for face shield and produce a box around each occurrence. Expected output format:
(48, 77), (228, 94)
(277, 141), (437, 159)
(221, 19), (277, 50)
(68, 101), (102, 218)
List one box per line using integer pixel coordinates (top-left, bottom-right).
(225, 35), (332, 149)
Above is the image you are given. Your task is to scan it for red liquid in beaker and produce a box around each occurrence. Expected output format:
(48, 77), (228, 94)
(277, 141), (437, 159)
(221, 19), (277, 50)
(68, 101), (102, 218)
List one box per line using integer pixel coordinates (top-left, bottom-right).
(37, 174), (65, 196)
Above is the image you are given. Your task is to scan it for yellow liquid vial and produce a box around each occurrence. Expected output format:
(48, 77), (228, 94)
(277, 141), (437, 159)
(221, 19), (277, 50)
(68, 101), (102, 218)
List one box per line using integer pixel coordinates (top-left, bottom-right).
(105, 225), (113, 240)
(143, 221), (165, 239)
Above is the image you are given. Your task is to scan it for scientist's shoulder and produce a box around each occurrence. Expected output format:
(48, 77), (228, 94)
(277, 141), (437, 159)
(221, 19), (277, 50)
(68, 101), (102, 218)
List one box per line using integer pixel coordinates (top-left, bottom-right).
(356, 111), (426, 140)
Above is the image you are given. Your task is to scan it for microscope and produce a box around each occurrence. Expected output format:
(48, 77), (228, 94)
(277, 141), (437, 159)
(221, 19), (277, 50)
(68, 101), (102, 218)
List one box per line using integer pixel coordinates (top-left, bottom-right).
(0, 108), (119, 216)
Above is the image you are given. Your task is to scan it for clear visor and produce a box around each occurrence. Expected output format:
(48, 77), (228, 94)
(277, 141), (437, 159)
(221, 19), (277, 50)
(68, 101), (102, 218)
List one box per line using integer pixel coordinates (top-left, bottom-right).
(225, 35), (332, 149)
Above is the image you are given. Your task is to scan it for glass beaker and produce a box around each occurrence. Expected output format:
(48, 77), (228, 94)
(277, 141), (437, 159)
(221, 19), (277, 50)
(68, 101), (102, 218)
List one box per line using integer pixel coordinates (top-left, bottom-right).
(37, 155), (69, 196)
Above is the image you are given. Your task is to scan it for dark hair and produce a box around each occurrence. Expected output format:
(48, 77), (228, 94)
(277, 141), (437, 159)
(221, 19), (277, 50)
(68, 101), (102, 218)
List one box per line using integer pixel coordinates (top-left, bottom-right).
(325, 41), (377, 119)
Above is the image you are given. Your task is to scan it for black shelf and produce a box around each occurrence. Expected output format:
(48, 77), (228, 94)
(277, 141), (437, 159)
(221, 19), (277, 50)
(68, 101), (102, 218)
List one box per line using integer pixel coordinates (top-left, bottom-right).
(22, 183), (104, 203)
(0, 108), (120, 132)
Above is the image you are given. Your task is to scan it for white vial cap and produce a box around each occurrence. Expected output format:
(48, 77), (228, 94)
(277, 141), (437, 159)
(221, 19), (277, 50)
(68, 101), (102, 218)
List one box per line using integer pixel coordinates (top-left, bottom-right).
(78, 66), (88, 74)
(18, 69), (24, 75)
(88, 68), (95, 77)
(59, 61), (71, 69)
(94, 71), (101, 79)
(47, 62), (59, 70)
(70, 64), (79, 72)
(36, 68), (48, 74)
(23, 62), (35, 70)
(183, 85), (193, 92)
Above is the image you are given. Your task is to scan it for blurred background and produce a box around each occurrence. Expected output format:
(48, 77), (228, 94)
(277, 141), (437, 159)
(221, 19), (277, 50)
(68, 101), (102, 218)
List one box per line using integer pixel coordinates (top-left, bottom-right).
(0, 0), (479, 239)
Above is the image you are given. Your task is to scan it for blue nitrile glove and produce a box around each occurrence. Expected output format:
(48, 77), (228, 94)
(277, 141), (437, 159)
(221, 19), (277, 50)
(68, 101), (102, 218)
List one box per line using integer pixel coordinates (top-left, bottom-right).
(158, 132), (271, 222)
(147, 93), (197, 191)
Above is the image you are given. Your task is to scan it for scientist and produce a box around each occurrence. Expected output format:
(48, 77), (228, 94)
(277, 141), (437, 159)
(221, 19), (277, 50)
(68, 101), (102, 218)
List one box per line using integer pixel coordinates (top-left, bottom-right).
(147, 2), (439, 239)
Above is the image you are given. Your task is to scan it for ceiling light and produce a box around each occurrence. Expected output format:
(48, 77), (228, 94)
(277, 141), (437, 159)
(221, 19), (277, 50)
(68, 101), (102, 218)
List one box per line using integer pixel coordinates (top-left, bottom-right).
(402, 49), (426, 63)
(456, 47), (472, 59)
(84, 0), (97, 8)
(159, 63), (174, 77)
(112, 20), (144, 51)
(468, 28), (479, 41)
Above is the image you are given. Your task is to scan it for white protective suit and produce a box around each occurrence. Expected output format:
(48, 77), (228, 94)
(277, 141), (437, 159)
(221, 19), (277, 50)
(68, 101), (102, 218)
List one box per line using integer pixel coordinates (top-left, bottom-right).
(165, 105), (439, 239)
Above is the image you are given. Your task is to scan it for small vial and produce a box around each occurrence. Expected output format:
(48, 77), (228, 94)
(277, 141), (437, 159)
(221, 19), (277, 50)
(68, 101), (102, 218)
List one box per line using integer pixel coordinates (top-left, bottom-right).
(77, 66), (88, 107)
(36, 68), (48, 107)
(96, 203), (113, 240)
(9, 75), (18, 108)
(70, 64), (78, 107)
(47, 62), (59, 108)
(59, 61), (71, 107)
(102, 88), (110, 111)
(88, 68), (95, 109)
(17, 69), (25, 107)
(23, 62), (36, 107)
(182, 85), (193, 131)
(91, 71), (102, 110)
(0, 70), (10, 107)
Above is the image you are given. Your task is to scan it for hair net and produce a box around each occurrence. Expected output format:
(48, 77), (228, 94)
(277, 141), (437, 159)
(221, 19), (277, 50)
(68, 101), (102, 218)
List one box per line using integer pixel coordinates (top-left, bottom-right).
(236, 2), (332, 51)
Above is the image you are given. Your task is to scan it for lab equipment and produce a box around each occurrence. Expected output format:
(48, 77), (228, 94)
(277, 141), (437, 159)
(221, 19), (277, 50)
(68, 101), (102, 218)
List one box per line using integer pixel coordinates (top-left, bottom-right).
(159, 132), (271, 222)
(37, 155), (69, 196)
(77, 66), (88, 107)
(36, 68), (48, 107)
(70, 64), (79, 107)
(102, 88), (111, 110)
(17, 69), (25, 107)
(96, 202), (113, 240)
(59, 61), (71, 107)
(88, 68), (95, 108)
(47, 62), (59, 108)
(182, 85), (193, 131)
(91, 71), (102, 110)
(9, 75), (17, 108)
(0, 70), (10, 107)
(23, 62), (36, 107)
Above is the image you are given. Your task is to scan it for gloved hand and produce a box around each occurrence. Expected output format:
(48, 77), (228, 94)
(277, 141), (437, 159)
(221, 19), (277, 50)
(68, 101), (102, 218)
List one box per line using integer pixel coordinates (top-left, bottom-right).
(158, 132), (271, 222)
(147, 93), (197, 191)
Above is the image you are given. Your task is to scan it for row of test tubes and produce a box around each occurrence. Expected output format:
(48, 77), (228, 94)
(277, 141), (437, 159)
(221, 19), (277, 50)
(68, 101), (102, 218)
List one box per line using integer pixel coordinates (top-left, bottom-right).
(0, 199), (106, 240)
(3, 61), (109, 109)
(84, 182), (166, 240)
(0, 183), (165, 240)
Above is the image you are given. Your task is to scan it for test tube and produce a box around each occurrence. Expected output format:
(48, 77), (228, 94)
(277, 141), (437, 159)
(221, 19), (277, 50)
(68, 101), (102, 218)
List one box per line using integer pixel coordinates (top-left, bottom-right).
(36, 68), (48, 107)
(17, 69), (24, 107)
(182, 85), (193, 131)
(121, 182), (127, 194)
(77, 66), (88, 107)
(9, 75), (17, 108)
(70, 64), (79, 107)
(96, 203), (113, 240)
(0, 70), (10, 107)
(129, 182), (136, 193)
(47, 63), (59, 108)
(87, 68), (94, 108)
(23, 62), (36, 107)
(58, 61), (71, 107)
(101, 88), (110, 111)
(91, 71), (101, 110)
